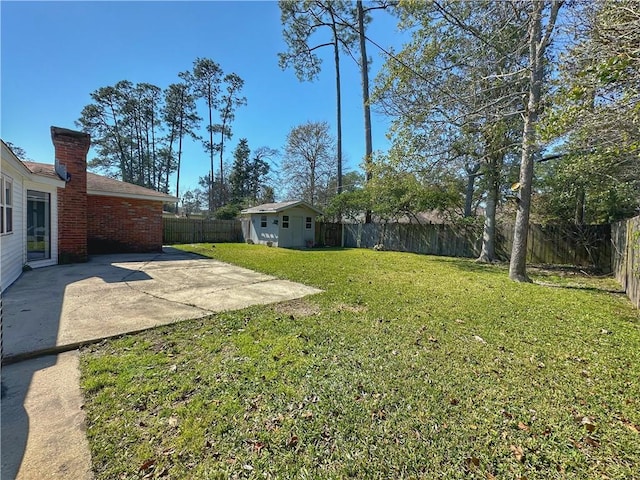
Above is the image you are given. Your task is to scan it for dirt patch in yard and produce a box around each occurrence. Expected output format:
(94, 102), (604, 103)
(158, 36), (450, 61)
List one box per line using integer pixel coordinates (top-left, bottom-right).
(332, 303), (368, 314)
(274, 299), (321, 318)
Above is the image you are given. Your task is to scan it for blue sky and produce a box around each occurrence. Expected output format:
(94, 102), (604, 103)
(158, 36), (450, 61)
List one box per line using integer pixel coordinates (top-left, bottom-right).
(1, 0), (405, 197)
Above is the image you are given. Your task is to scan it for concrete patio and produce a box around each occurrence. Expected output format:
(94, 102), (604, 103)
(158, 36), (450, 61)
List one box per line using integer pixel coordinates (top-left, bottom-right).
(1, 247), (322, 479)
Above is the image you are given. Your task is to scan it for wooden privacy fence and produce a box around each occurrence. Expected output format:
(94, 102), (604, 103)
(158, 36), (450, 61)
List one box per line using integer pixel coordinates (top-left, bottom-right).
(163, 217), (242, 244)
(612, 216), (640, 308)
(500, 223), (611, 270)
(324, 222), (612, 271)
(341, 222), (482, 258)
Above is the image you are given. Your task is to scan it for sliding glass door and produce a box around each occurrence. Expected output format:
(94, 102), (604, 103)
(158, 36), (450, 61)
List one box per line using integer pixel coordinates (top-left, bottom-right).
(27, 190), (51, 261)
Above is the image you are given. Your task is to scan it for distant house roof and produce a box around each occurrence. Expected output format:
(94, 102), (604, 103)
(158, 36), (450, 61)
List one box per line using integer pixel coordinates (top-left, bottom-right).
(22, 161), (178, 203)
(242, 200), (323, 216)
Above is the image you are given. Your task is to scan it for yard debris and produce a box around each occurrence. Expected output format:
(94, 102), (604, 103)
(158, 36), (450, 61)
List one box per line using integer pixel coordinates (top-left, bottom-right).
(464, 456), (480, 471)
(621, 418), (640, 433)
(473, 335), (487, 344)
(580, 416), (597, 433)
(139, 458), (155, 472)
(510, 444), (525, 462)
(584, 436), (600, 448)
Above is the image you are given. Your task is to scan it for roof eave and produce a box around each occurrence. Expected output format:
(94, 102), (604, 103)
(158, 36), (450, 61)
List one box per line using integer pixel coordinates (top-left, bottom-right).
(242, 202), (323, 216)
(88, 189), (179, 203)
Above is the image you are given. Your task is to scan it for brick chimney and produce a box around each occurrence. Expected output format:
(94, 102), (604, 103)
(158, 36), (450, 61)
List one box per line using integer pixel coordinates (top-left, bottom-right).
(52, 126), (91, 263)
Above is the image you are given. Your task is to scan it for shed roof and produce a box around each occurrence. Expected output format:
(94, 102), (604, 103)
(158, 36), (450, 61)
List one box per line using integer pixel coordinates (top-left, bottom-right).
(22, 161), (178, 203)
(242, 200), (323, 215)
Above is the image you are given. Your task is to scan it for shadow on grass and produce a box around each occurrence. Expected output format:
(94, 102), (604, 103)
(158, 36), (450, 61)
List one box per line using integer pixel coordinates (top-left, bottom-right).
(532, 279), (625, 295)
(426, 254), (509, 275)
(411, 253), (625, 295)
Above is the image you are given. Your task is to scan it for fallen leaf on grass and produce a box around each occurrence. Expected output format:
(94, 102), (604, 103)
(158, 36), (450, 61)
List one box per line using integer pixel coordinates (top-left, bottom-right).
(517, 422), (529, 431)
(580, 416), (597, 433)
(473, 335), (486, 344)
(464, 456), (480, 471)
(622, 419), (640, 433)
(510, 444), (525, 462)
(584, 436), (600, 448)
(287, 435), (299, 448)
(139, 458), (155, 472)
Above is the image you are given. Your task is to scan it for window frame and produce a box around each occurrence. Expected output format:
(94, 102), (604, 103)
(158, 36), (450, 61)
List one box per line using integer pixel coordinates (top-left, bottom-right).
(305, 216), (312, 229)
(282, 215), (289, 229)
(260, 215), (268, 228)
(1, 175), (13, 235)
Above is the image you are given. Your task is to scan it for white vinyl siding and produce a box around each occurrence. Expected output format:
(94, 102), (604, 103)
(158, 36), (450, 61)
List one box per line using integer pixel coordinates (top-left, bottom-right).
(249, 213), (279, 246)
(1, 171), (24, 291)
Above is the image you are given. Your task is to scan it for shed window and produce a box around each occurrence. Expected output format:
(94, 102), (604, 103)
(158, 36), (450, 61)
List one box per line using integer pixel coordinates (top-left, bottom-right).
(282, 215), (289, 228)
(1, 176), (13, 234)
(260, 215), (267, 228)
(305, 217), (312, 229)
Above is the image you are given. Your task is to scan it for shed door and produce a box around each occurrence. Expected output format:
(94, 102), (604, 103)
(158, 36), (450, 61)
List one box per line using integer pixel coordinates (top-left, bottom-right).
(290, 216), (303, 247)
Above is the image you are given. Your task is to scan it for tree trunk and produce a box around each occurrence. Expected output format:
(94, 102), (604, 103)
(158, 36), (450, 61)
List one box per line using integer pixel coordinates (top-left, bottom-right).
(574, 187), (585, 225)
(357, 0), (373, 223)
(176, 129), (184, 212)
(477, 167), (498, 263)
(208, 88), (215, 212)
(219, 110), (228, 202)
(329, 9), (343, 195)
(464, 162), (481, 217)
(509, 4), (544, 283)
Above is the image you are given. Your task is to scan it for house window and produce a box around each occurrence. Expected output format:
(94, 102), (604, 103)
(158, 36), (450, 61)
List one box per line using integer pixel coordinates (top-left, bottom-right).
(0, 176), (13, 234)
(305, 216), (312, 229)
(282, 215), (289, 228)
(260, 215), (267, 228)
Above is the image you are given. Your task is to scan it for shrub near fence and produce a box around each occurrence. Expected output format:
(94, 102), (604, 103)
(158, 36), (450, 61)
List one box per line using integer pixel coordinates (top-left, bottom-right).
(163, 217), (242, 244)
(500, 223), (611, 270)
(342, 222), (482, 257)
(612, 215), (640, 308)
(332, 222), (612, 271)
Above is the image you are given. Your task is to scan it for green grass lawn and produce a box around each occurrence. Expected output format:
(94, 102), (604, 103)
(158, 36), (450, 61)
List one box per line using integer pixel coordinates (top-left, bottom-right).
(80, 244), (640, 479)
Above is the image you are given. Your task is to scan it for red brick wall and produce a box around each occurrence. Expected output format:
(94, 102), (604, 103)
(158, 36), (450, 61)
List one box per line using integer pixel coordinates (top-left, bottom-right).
(53, 128), (90, 263)
(87, 195), (164, 253)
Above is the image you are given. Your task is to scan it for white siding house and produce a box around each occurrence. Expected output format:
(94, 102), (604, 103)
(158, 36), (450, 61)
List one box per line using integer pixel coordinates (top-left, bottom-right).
(1, 141), (65, 291)
(242, 201), (323, 248)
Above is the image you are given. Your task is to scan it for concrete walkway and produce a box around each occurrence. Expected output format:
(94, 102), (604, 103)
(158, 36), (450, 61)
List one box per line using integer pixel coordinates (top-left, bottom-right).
(1, 247), (322, 479)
